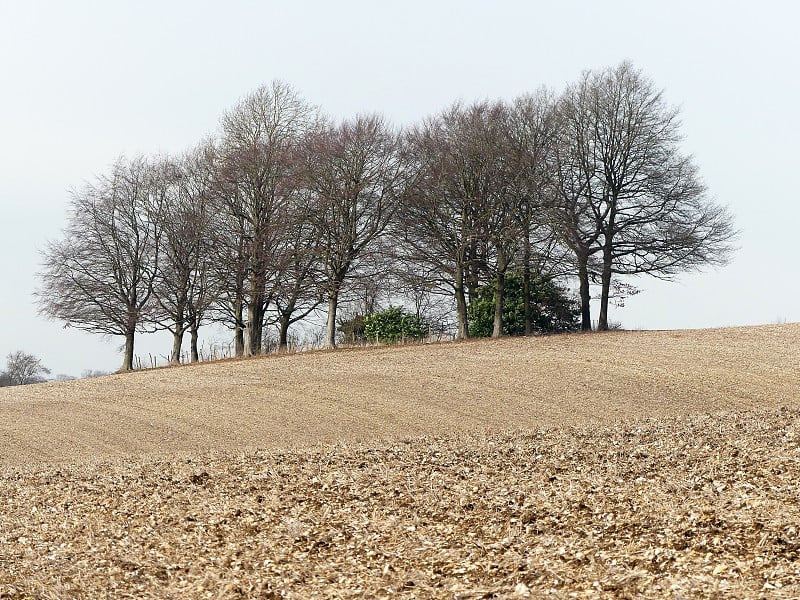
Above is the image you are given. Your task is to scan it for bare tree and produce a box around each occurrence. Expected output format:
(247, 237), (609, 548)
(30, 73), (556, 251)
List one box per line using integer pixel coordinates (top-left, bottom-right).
(215, 81), (317, 356)
(507, 90), (571, 335)
(297, 114), (408, 348)
(183, 149), (222, 363)
(403, 101), (514, 338)
(207, 196), (250, 356)
(476, 101), (525, 338)
(152, 145), (219, 363)
(550, 81), (605, 330)
(0, 351), (51, 386)
(554, 62), (737, 330)
(37, 156), (165, 371)
(270, 200), (325, 352)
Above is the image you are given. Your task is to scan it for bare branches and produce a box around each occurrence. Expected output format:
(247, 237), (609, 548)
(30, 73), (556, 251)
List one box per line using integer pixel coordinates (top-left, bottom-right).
(214, 81), (318, 356)
(296, 113), (408, 348)
(150, 145), (221, 363)
(552, 62), (737, 330)
(37, 67), (738, 366)
(37, 156), (165, 370)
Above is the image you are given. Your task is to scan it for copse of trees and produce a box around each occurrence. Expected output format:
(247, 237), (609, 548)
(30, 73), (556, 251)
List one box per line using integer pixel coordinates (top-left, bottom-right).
(37, 63), (737, 370)
(0, 351), (51, 386)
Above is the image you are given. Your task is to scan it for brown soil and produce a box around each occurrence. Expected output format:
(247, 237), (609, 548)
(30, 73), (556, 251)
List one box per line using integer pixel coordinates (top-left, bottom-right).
(2, 324), (799, 466)
(1, 325), (799, 598)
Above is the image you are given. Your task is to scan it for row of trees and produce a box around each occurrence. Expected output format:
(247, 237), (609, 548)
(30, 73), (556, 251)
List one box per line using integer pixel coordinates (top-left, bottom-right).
(37, 63), (736, 370)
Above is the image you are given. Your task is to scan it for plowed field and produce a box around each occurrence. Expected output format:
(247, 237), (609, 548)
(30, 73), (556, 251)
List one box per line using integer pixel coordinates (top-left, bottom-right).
(1, 325), (799, 597)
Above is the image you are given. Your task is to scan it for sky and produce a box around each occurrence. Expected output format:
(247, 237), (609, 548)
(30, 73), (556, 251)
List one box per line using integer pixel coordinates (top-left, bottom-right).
(1, 0), (798, 376)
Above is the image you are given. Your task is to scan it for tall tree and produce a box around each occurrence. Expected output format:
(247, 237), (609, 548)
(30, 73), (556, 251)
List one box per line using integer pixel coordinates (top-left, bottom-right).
(507, 90), (568, 335)
(403, 101), (510, 339)
(207, 191), (250, 357)
(37, 156), (165, 370)
(215, 81), (317, 355)
(270, 205), (324, 352)
(470, 101), (520, 339)
(555, 62), (736, 330)
(550, 85), (601, 331)
(298, 114), (407, 348)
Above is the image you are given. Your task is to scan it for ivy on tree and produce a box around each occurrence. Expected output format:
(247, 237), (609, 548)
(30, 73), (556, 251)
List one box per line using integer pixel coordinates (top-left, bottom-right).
(468, 272), (579, 337)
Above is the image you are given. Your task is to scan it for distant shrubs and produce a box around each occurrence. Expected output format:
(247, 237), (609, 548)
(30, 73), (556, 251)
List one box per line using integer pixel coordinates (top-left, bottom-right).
(338, 314), (367, 346)
(81, 369), (110, 379)
(364, 307), (428, 344)
(339, 307), (428, 345)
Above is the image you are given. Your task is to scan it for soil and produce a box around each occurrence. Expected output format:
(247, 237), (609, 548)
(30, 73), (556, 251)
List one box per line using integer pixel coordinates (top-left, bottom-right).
(1, 324), (799, 597)
(1, 324), (798, 466)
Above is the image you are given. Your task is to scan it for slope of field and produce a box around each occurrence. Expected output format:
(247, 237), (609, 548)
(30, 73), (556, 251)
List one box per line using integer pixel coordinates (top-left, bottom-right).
(1, 324), (799, 466)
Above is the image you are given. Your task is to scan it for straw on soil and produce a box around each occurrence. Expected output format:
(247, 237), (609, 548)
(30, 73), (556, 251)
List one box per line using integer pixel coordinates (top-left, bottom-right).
(1, 411), (799, 598)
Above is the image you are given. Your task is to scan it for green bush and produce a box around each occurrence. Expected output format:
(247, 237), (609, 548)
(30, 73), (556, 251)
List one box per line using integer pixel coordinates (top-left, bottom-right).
(468, 272), (580, 337)
(363, 306), (427, 344)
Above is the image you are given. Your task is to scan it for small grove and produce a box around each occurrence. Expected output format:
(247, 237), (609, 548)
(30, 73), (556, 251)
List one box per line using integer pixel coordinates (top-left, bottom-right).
(36, 62), (736, 370)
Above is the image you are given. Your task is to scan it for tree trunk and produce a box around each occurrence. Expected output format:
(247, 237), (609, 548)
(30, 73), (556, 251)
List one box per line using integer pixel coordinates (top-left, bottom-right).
(278, 313), (291, 353)
(170, 324), (184, 364)
(190, 324), (200, 363)
(170, 295), (187, 364)
(233, 297), (245, 357)
(454, 265), (469, 340)
(234, 328), (245, 357)
(277, 295), (298, 353)
(523, 235), (532, 336)
(246, 296), (266, 356)
(598, 244), (613, 331)
(577, 257), (592, 331)
(466, 260), (480, 303)
(121, 329), (136, 371)
(492, 271), (505, 338)
(325, 291), (339, 349)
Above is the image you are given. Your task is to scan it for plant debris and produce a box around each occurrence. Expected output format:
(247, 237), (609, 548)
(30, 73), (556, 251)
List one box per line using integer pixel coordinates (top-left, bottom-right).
(1, 409), (799, 598)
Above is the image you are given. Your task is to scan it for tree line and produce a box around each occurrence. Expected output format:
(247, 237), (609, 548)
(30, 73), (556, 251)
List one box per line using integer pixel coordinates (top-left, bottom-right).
(36, 62), (736, 371)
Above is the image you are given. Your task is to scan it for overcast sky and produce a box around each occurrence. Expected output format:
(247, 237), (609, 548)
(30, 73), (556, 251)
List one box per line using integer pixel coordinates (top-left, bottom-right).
(1, 0), (798, 376)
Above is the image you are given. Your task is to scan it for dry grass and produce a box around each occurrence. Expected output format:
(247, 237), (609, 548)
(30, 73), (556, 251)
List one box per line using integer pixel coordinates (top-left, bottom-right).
(1, 324), (799, 597)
